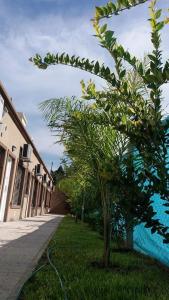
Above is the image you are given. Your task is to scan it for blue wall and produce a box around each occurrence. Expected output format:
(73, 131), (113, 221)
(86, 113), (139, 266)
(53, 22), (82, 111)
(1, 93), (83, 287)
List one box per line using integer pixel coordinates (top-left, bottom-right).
(134, 193), (169, 266)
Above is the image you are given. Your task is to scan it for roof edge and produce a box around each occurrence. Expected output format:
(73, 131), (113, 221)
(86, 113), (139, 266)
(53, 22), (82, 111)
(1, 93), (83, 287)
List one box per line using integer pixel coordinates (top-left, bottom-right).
(0, 81), (52, 180)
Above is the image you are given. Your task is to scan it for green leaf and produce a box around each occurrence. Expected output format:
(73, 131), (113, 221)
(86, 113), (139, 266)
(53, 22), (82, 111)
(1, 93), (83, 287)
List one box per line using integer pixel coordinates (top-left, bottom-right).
(104, 30), (114, 47)
(121, 0), (129, 6)
(148, 54), (157, 63)
(122, 115), (127, 124)
(156, 21), (164, 31)
(95, 6), (104, 17)
(59, 53), (65, 63)
(138, 63), (143, 75)
(105, 67), (111, 75)
(94, 61), (100, 74)
(119, 69), (126, 79)
(155, 9), (162, 19)
(103, 6), (109, 15)
(65, 54), (70, 64)
(131, 57), (136, 65)
(107, 2), (117, 11)
(151, 227), (156, 234)
(100, 24), (107, 34)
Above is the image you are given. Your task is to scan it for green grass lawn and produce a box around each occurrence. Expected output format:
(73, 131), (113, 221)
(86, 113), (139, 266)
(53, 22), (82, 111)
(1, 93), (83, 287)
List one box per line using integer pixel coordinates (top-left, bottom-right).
(19, 217), (169, 300)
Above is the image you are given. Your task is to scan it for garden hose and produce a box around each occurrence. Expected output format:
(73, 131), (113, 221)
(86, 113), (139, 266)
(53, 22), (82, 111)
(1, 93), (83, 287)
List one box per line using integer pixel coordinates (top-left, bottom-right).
(16, 245), (68, 300)
(47, 246), (68, 300)
(16, 263), (47, 300)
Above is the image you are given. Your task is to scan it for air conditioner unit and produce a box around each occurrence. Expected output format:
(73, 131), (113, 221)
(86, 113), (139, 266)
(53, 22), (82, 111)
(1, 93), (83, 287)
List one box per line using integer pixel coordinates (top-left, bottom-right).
(0, 96), (4, 121)
(43, 174), (48, 183)
(20, 144), (32, 162)
(0, 123), (6, 135)
(35, 164), (43, 176)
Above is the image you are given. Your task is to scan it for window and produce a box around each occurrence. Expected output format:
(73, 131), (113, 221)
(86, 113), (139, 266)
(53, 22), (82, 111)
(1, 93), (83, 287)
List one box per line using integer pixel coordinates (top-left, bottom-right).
(44, 189), (47, 207)
(12, 165), (25, 206)
(0, 146), (6, 186)
(38, 184), (43, 207)
(45, 191), (50, 207)
(32, 179), (38, 207)
(25, 172), (30, 195)
(0, 96), (4, 121)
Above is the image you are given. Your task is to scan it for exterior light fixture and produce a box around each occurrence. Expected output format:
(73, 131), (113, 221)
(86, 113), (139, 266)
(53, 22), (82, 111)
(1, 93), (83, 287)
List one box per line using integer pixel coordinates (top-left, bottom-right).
(12, 145), (17, 152)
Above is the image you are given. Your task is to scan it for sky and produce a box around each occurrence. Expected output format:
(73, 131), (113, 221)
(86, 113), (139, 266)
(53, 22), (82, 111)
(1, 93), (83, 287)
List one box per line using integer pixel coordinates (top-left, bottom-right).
(0, 0), (169, 170)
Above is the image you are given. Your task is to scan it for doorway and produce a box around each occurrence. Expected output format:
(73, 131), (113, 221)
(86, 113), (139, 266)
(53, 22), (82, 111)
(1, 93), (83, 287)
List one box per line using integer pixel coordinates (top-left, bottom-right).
(0, 155), (12, 221)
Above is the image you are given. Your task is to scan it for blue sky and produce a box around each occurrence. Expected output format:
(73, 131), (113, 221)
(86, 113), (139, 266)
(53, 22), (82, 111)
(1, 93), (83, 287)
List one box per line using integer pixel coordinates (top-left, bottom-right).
(0, 0), (169, 170)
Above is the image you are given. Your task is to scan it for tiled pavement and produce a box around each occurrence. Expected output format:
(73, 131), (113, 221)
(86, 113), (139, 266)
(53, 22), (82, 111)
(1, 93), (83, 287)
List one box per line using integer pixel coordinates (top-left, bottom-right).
(0, 214), (63, 300)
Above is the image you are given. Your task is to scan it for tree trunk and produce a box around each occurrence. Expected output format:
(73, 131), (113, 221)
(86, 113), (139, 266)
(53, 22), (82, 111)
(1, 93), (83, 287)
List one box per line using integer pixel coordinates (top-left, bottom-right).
(125, 223), (134, 250)
(81, 197), (85, 222)
(103, 212), (112, 267)
(101, 182), (112, 268)
(75, 210), (78, 223)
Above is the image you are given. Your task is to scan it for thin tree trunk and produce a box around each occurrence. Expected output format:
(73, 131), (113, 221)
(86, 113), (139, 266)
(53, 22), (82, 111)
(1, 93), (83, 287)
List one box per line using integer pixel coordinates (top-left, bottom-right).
(125, 222), (134, 250)
(101, 182), (112, 268)
(81, 196), (85, 222)
(103, 211), (112, 267)
(75, 210), (78, 223)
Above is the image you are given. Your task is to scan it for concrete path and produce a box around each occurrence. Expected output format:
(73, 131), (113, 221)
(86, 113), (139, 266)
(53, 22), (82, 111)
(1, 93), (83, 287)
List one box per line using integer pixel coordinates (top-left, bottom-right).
(0, 214), (63, 300)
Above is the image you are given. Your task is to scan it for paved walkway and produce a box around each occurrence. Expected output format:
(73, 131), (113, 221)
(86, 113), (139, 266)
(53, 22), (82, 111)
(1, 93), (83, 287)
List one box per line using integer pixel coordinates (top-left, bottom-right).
(0, 214), (63, 300)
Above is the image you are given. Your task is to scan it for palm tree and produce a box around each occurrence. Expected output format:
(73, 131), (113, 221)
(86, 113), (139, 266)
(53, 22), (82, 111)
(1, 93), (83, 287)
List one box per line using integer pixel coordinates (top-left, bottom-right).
(41, 97), (128, 267)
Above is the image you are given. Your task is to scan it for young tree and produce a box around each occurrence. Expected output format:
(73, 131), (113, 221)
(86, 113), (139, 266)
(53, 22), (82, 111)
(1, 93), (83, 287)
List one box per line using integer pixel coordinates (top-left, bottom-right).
(40, 96), (169, 267)
(41, 97), (129, 267)
(51, 165), (65, 185)
(31, 0), (169, 243)
(59, 164), (99, 223)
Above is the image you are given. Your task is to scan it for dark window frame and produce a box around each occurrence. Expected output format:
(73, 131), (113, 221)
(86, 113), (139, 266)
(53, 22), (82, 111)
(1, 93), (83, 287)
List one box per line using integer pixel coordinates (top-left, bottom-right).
(25, 171), (31, 195)
(12, 164), (26, 207)
(32, 178), (38, 207)
(38, 184), (43, 207)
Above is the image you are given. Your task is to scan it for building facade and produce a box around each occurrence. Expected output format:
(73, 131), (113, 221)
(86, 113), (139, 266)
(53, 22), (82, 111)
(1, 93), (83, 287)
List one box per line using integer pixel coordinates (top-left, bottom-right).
(0, 82), (53, 221)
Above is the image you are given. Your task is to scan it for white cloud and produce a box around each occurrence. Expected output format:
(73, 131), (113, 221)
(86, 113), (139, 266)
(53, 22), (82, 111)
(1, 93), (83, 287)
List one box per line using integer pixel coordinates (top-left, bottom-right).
(0, 9), (106, 167)
(32, 127), (65, 157)
(0, 1), (169, 168)
(0, 12), (106, 113)
(118, 23), (152, 58)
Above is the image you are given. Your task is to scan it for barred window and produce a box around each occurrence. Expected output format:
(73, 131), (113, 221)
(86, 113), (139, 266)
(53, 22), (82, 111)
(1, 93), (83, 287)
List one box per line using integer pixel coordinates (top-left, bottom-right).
(13, 165), (25, 206)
